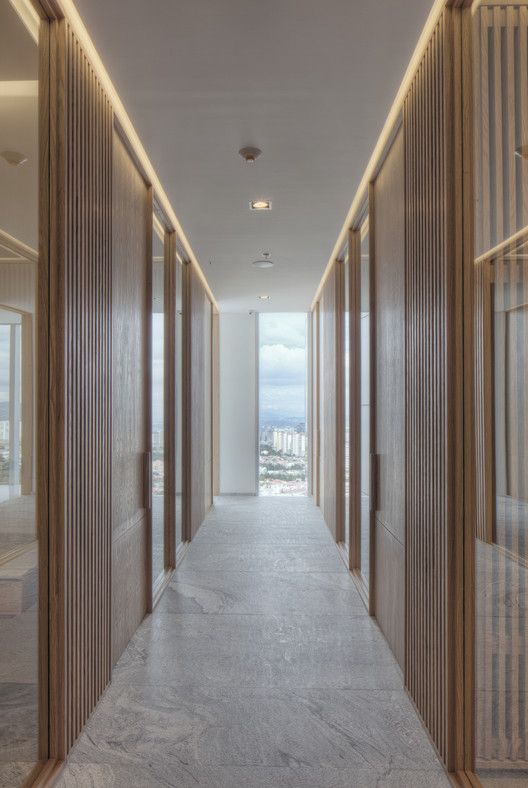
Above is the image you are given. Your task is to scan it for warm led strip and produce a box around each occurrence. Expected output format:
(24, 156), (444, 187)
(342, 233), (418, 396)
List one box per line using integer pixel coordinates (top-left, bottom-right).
(54, 0), (219, 309)
(8, 0), (39, 43)
(311, 0), (447, 309)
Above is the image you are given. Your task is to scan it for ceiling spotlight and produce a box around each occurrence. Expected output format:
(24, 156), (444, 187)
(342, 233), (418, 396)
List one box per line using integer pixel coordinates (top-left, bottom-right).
(515, 144), (528, 160)
(239, 146), (262, 164)
(252, 252), (274, 269)
(250, 199), (272, 211)
(1, 150), (28, 167)
(259, 294), (271, 301)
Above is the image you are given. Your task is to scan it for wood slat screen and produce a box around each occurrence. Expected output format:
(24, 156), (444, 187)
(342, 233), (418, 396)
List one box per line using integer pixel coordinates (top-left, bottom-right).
(183, 262), (213, 539)
(50, 21), (112, 757)
(403, 7), (463, 770)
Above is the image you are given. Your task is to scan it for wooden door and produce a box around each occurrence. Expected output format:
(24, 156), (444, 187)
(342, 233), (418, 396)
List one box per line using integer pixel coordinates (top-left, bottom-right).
(372, 127), (405, 668)
(111, 130), (151, 664)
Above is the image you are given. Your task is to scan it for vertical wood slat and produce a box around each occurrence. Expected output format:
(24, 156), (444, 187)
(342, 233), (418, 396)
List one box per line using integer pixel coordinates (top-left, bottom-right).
(404, 7), (464, 771)
(49, 21), (112, 758)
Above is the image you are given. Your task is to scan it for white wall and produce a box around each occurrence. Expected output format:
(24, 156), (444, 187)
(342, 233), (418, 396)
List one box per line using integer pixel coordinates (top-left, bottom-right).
(219, 313), (257, 494)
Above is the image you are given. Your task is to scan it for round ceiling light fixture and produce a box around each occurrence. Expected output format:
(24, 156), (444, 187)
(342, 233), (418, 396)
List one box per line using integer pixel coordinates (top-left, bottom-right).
(258, 294), (271, 301)
(1, 149), (28, 166)
(239, 146), (262, 164)
(252, 251), (274, 269)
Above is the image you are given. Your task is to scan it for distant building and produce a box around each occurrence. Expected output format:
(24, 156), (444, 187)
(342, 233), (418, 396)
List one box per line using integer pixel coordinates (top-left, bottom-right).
(271, 427), (306, 458)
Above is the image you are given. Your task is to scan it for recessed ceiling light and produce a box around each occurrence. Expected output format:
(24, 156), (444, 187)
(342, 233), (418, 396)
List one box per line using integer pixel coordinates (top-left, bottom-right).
(239, 146), (262, 164)
(252, 252), (274, 269)
(259, 294), (270, 301)
(1, 149), (28, 167)
(250, 199), (272, 211)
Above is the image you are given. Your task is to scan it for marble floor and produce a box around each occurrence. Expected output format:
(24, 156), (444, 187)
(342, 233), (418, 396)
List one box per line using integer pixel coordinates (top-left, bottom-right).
(57, 496), (449, 787)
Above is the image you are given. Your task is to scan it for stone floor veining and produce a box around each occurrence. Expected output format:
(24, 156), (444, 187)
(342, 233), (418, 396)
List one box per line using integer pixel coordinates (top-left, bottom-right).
(57, 496), (450, 787)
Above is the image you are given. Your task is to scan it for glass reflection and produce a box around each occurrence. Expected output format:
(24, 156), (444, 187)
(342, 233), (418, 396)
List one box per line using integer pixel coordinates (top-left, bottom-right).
(473, 1), (528, 782)
(344, 257), (350, 552)
(175, 258), (183, 549)
(152, 221), (165, 586)
(0, 2), (40, 782)
(360, 222), (370, 589)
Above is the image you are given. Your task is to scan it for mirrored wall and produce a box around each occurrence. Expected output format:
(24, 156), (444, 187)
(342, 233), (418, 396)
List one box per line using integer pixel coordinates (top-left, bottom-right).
(0, 1), (41, 782)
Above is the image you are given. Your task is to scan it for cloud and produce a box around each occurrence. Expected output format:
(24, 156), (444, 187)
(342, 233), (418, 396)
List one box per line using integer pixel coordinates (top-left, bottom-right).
(259, 343), (306, 386)
(259, 313), (306, 350)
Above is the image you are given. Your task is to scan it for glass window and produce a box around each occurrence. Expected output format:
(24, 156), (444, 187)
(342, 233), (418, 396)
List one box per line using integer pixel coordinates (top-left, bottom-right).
(175, 257), (183, 549)
(0, 2), (41, 781)
(151, 220), (165, 587)
(359, 221), (370, 589)
(344, 257), (350, 552)
(259, 313), (308, 496)
(473, 2), (528, 782)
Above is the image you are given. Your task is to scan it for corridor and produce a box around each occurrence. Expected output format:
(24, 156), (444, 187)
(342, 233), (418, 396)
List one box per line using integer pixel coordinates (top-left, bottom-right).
(57, 497), (448, 788)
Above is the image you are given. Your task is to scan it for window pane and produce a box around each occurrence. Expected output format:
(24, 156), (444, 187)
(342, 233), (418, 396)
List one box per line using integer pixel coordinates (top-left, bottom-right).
(0, 3), (40, 781)
(152, 223), (165, 585)
(259, 314), (307, 496)
(473, 3), (528, 782)
(360, 224), (370, 589)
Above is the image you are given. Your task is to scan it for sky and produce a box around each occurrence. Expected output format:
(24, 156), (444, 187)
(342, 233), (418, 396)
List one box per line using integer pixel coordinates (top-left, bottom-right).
(259, 313), (307, 424)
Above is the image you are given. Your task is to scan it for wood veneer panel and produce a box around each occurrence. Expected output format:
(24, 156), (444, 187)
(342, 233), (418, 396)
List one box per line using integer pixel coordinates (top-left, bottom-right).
(183, 263), (213, 540)
(49, 22), (112, 756)
(111, 130), (151, 665)
(372, 126), (405, 667)
(318, 262), (344, 541)
(403, 8), (464, 770)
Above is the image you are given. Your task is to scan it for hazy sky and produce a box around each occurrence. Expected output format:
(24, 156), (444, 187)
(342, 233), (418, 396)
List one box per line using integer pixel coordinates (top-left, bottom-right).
(259, 313), (307, 422)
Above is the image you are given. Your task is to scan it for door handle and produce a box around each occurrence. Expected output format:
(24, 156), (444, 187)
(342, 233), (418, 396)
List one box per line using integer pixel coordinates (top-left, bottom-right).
(370, 453), (379, 512)
(144, 451), (152, 511)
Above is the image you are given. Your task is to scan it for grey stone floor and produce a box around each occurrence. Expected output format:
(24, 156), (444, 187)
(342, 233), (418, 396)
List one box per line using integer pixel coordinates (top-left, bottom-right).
(57, 496), (450, 787)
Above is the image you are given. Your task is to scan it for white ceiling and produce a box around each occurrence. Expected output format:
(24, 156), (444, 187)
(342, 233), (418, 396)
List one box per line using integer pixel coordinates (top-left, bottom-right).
(0, 2), (39, 251)
(75, 0), (433, 312)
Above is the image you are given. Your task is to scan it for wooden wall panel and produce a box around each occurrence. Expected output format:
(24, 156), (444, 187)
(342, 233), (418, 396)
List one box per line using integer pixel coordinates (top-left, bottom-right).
(403, 8), (464, 771)
(183, 263), (213, 539)
(111, 131), (151, 665)
(319, 262), (343, 541)
(49, 22), (112, 757)
(372, 127), (405, 669)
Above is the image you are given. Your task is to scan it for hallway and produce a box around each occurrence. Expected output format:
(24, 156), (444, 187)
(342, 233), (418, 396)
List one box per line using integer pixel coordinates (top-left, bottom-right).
(57, 497), (448, 788)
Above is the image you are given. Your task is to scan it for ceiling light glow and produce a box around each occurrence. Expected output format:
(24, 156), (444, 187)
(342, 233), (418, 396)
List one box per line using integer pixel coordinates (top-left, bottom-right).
(258, 295), (271, 301)
(250, 200), (272, 211)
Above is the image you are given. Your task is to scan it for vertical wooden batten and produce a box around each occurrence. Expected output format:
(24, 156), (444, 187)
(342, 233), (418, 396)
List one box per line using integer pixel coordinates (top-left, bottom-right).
(403, 6), (466, 771)
(48, 19), (113, 757)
